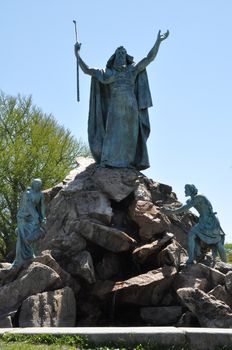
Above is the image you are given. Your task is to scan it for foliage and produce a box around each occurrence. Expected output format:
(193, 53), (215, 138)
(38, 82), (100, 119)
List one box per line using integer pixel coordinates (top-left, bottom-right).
(225, 244), (232, 249)
(225, 245), (232, 263)
(0, 91), (90, 258)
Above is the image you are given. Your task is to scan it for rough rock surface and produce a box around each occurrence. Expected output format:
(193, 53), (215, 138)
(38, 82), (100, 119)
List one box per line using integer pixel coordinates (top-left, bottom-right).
(0, 316), (13, 328)
(91, 167), (138, 202)
(133, 232), (174, 264)
(209, 284), (232, 309)
(174, 263), (225, 292)
(140, 306), (182, 326)
(78, 220), (136, 252)
(0, 262), (61, 315)
(157, 240), (187, 268)
(66, 250), (96, 284)
(177, 287), (232, 327)
(1, 158), (230, 327)
(112, 266), (177, 305)
(19, 287), (76, 327)
(129, 200), (171, 241)
(225, 271), (232, 294)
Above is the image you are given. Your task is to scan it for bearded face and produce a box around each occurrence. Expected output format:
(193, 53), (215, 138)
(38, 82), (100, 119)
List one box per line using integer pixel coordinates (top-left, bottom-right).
(114, 46), (127, 67)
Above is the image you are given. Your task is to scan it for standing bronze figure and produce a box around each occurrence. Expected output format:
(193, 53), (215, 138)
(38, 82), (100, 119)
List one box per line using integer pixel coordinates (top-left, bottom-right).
(74, 30), (169, 170)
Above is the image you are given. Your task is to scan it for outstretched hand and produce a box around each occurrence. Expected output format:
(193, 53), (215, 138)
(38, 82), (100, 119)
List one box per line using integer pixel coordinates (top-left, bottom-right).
(157, 30), (169, 43)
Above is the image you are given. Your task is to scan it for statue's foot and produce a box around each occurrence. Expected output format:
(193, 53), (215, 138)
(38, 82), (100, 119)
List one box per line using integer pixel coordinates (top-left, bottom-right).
(96, 163), (106, 168)
(186, 258), (194, 266)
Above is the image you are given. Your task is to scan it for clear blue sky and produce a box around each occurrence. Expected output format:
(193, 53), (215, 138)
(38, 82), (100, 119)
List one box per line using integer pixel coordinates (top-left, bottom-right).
(1, 1), (232, 241)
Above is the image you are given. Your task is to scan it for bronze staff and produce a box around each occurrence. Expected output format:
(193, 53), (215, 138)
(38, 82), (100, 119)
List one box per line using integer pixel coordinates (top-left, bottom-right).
(73, 20), (80, 102)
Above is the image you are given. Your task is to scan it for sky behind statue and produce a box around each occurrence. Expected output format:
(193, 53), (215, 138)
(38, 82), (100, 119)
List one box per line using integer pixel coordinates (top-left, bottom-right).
(1, 0), (232, 240)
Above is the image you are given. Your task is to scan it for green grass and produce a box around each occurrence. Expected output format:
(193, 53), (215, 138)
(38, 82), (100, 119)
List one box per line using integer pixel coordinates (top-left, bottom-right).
(5, 333), (232, 350)
(0, 334), (86, 350)
(0, 343), (190, 350)
(0, 334), (191, 350)
(0, 343), (75, 350)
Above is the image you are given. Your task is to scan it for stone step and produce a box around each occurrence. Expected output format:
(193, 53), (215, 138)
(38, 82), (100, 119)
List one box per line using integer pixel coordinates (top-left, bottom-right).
(0, 327), (232, 350)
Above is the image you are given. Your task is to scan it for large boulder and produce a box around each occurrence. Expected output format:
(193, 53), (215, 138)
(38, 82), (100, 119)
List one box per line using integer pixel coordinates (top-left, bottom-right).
(63, 190), (113, 224)
(34, 251), (81, 294)
(0, 265), (22, 287)
(0, 262), (61, 315)
(132, 232), (174, 265)
(38, 190), (112, 254)
(34, 252), (73, 287)
(174, 263), (225, 292)
(19, 287), (76, 327)
(148, 180), (174, 204)
(91, 167), (139, 202)
(157, 240), (187, 268)
(214, 260), (232, 274)
(177, 287), (232, 327)
(0, 316), (13, 328)
(60, 157), (96, 194)
(225, 271), (232, 295)
(43, 157), (95, 204)
(209, 284), (232, 309)
(78, 220), (136, 252)
(92, 266), (177, 306)
(49, 231), (87, 258)
(129, 200), (171, 241)
(66, 250), (96, 284)
(133, 177), (153, 202)
(140, 306), (182, 326)
(112, 266), (177, 305)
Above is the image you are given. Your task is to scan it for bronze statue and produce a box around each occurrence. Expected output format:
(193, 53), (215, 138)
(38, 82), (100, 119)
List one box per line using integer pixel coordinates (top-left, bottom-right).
(74, 30), (169, 170)
(12, 178), (46, 267)
(161, 184), (227, 265)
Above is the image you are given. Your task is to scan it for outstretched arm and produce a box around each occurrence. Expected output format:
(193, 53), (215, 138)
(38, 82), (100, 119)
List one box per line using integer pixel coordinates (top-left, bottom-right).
(160, 199), (193, 216)
(74, 43), (98, 76)
(134, 30), (169, 73)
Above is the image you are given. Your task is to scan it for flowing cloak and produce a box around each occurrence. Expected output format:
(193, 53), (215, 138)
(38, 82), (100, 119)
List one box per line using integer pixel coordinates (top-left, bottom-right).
(88, 68), (152, 170)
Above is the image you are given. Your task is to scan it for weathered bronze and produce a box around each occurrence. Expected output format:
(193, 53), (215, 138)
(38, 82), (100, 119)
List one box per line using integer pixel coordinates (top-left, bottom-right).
(74, 30), (169, 170)
(12, 179), (46, 267)
(161, 184), (227, 265)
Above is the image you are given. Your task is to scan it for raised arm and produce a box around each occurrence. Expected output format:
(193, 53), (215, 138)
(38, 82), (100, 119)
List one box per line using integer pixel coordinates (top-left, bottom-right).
(134, 30), (169, 73)
(74, 42), (98, 76)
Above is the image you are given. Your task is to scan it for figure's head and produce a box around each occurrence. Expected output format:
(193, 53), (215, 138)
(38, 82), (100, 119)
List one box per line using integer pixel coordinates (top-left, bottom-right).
(114, 46), (127, 65)
(31, 178), (43, 192)
(184, 184), (198, 197)
(106, 47), (134, 68)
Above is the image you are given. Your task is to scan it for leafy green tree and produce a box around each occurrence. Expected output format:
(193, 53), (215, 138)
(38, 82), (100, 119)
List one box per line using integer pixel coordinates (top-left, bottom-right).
(0, 91), (90, 258)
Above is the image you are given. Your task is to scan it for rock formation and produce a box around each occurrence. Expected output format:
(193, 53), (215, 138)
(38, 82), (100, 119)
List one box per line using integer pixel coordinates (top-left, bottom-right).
(0, 157), (232, 328)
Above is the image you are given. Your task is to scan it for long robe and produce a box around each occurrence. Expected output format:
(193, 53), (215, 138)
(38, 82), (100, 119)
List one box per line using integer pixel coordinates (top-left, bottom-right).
(88, 65), (152, 170)
(12, 189), (45, 267)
